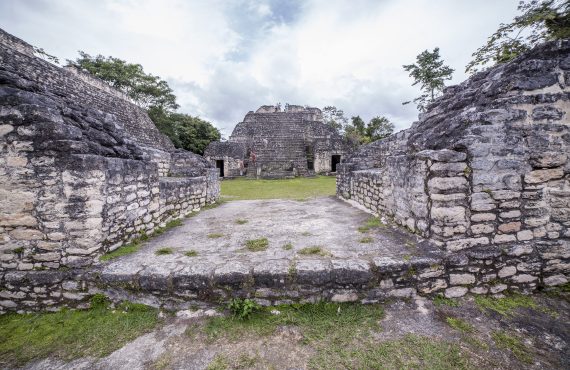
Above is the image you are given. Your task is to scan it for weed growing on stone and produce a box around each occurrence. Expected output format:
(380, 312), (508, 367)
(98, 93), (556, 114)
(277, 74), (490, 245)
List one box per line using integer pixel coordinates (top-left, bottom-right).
(245, 238), (269, 252)
(475, 293), (537, 316)
(228, 298), (261, 320)
(208, 233), (224, 239)
(445, 317), (474, 333)
(491, 330), (533, 363)
(235, 218), (248, 225)
(359, 236), (373, 243)
(298, 246), (329, 256)
(301, 231), (312, 236)
(358, 216), (384, 233)
(235, 353), (259, 368)
(154, 219), (183, 236)
(100, 240), (142, 261)
(11, 247), (24, 254)
(155, 247), (173, 255)
(433, 295), (460, 307)
(206, 354), (229, 370)
(184, 250), (198, 257)
(0, 298), (159, 367)
(282, 242), (293, 250)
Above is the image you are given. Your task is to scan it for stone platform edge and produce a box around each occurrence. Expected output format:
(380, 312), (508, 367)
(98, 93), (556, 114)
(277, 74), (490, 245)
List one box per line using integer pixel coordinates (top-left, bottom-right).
(1, 239), (568, 313)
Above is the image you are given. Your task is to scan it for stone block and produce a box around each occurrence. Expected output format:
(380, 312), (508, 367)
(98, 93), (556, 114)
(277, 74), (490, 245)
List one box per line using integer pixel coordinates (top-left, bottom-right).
(431, 206), (466, 224)
(524, 168), (564, 184)
(498, 266), (517, 278)
(331, 259), (373, 285)
(493, 234), (517, 244)
(444, 286), (468, 298)
(446, 237), (489, 252)
(449, 273), (476, 285)
(428, 177), (468, 193)
(498, 222), (521, 233)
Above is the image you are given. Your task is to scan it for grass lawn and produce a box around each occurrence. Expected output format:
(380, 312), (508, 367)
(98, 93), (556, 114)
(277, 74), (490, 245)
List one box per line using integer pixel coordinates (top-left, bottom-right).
(0, 298), (160, 367)
(220, 176), (336, 200)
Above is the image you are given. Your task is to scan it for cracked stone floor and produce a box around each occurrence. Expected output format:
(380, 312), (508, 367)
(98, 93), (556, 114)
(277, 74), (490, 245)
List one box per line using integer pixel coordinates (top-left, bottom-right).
(100, 197), (436, 272)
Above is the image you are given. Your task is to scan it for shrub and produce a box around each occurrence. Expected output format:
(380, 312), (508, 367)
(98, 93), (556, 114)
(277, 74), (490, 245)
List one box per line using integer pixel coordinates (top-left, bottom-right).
(227, 298), (260, 320)
(245, 238), (269, 252)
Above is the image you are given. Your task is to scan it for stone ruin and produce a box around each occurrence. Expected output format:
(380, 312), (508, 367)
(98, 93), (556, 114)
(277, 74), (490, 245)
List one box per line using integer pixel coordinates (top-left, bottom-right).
(0, 28), (220, 274)
(204, 105), (353, 178)
(338, 39), (570, 295)
(0, 28), (568, 313)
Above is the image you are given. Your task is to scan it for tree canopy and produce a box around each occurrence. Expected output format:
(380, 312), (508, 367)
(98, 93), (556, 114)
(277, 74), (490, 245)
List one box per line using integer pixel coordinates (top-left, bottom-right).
(68, 52), (179, 111)
(403, 48), (454, 112)
(68, 52), (221, 155)
(148, 107), (221, 155)
(345, 115), (394, 145)
(466, 0), (570, 74)
(322, 106), (348, 134)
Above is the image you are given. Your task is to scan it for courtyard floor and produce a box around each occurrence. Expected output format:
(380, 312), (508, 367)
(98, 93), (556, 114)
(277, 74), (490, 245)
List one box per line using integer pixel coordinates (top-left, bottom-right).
(102, 197), (431, 273)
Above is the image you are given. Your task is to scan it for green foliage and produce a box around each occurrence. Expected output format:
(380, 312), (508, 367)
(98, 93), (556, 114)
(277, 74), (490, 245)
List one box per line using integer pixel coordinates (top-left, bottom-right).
(475, 293), (538, 316)
(100, 240), (142, 261)
(221, 176), (336, 200)
(207, 233), (224, 239)
(433, 295), (460, 307)
(155, 247), (173, 255)
(282, 242), (293, 250)
(11, 247), (24, 254)
(298, 246), (330, 256)
(90, 293), (110, 308)
(345, 115), (395, 145)
(68, 52), (178, 111)
(0, 302), (159, 366)
(403, 48), (454, 111)
(32, 46), (60, 64)
(148, 107), (221, 155)
(359, 236), (374, 243)
(227, 298), (261, 320)
(466, 0), (570, 73)
(235, 219), (248, 225)
(184, 250), (198, 257)
(245, 238), (269, 252)
(322, 106), (348, 134)
(491, 331), (533, 363)
(445, 317), (474, 333)
(358, 216), (384, 233)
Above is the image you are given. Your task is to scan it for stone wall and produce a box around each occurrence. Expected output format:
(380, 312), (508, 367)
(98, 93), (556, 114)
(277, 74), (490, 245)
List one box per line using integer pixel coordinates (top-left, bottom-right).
(0, 29), (220, 272)
(338, 40), (570, 291)
(205, 105), (353, 178)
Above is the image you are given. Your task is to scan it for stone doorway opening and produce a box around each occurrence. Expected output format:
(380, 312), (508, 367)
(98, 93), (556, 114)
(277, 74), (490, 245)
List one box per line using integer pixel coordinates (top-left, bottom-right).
(216, 160), (224, 177)
(331, 155), (341, 172)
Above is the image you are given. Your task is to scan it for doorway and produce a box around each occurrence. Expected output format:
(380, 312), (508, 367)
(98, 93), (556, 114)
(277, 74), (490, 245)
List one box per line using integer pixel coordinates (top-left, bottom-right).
(331, 155), (341, 172)
(216, 160), (224, 177)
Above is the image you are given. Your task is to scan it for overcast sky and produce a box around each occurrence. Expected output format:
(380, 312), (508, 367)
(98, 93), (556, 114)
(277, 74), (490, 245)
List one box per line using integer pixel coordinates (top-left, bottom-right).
(1, 0), (520, 137)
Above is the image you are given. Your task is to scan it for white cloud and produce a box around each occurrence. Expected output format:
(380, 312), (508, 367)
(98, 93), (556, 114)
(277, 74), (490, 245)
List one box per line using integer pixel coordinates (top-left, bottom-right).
(0, 0), (521, 136)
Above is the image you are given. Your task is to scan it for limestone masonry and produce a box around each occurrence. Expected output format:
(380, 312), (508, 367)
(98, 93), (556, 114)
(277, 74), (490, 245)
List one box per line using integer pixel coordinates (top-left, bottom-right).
(338, 39), (570, 293)
(0, 28), (569, 313)
(204, 105), (352, 178)
(0, 29), (220, 273)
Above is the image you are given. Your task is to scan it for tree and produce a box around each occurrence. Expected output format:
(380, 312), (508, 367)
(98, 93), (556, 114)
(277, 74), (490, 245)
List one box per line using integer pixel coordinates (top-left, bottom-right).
(344, 115), (394, 145)
(322, 106), (348, 134)
(366, 116), (395, 142)
(68, 52), (179, 111)
(403, 48), (454, 112)
(466, 0), (570, 74)
(148, 107), (221, 155)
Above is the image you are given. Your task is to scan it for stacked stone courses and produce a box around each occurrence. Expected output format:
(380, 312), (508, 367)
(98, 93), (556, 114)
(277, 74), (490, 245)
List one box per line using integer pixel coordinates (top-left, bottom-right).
(338, 39), (570, 296)
(0, 29), (220, 275)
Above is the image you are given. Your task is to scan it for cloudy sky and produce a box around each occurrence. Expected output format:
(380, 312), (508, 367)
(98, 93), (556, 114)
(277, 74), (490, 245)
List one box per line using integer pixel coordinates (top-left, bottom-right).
(1, 0), (520, 137)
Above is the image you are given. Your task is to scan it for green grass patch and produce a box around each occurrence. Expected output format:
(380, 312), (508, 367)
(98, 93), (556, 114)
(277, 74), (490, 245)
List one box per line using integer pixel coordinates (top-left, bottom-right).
(235, 218), (248, 225)
(445, 317), (474, 333)
(245, 238), (269, 252)
(100, 240), (142, 261)
(282, 242), (293, 250)
(207, 233), (224, 239)
(155, 247), (173, 255)
(309, 333), (472, 370)
(184, 250), (198, 257)
(206, 354), (229, 370)
(358, 216), (384, 233)
(475, 293), (537, 316)
(100, 219), (185, 261)
(220, 176), (336, 200)
(298, 246), (330, 256)
(204, 302), (383, 343)
(301, 231), (312, 236)
(0, 300), (159, 367)
(359, 236), (373, 243)
(433, 294), (460, 307)
(491, 330), (533, 364)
